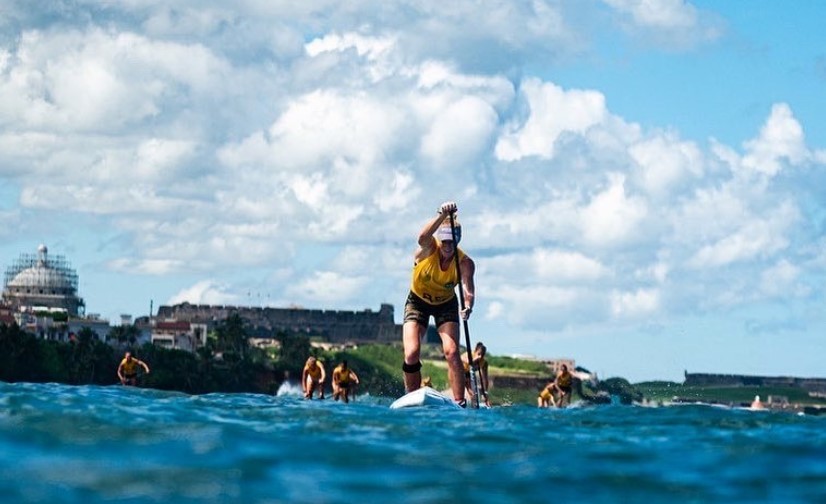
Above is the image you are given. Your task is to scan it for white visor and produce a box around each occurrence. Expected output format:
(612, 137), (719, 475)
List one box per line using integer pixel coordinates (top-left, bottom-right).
(435, 226), (460, 243)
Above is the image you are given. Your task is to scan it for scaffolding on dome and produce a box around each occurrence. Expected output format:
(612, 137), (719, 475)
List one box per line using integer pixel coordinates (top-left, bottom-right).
(3, 251), (79, 292)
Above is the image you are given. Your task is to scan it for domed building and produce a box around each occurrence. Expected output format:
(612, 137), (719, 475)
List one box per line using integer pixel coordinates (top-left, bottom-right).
(2, 244), (85, 316)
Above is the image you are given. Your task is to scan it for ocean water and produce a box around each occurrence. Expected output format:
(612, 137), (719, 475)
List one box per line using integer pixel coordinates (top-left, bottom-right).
(1, 382), (825, 504)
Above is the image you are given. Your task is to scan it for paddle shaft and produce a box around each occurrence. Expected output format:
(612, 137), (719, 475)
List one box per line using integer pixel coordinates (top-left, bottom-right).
(448, 211), (484, 409)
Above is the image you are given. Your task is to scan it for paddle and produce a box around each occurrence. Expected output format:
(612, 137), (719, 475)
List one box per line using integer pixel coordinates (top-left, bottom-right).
(448, 211), (483, 409)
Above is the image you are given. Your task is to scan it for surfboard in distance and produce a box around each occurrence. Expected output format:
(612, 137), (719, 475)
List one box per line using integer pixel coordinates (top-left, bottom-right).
(389, 386), (462, 410)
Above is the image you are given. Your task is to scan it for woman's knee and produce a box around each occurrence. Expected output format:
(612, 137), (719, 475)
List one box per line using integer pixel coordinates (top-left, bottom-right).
(403, 347), (421, 364)
(443, 347), (461, 365)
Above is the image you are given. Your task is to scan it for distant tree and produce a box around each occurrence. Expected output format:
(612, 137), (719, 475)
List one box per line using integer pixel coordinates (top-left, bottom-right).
(0, 323), (117, 385)
(213, 313), (249, 360)
(90, 337), (118, 384)
(277, 332), (310, 370)
(40, 340), (69, 382)
(67, 328), (100, 384)
(206, 314), (274, 393)
(108, 324), (141, 346)
(136, 343), (203, 393)
(0, 323), (40, 382)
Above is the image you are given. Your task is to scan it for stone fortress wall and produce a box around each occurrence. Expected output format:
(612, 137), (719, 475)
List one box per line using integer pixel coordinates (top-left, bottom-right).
(684, 372), (826, 394)
(156, 302), (402, 343)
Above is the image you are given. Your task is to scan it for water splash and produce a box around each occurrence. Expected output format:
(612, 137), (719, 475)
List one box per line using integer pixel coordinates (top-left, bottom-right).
(276, 380), (303, 397)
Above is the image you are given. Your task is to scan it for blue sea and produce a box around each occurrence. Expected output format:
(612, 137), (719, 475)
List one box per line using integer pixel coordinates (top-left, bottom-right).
(1, 382), (825, 503)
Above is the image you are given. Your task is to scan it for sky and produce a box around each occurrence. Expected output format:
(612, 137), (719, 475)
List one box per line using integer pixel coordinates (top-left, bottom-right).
(1, 0), (825, 382)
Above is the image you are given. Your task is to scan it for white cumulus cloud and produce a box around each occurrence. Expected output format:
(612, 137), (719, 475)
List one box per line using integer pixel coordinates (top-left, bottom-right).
(168, 280), (241, 305)
(742, 103), (810, 177)
(495, 79), (607, 161)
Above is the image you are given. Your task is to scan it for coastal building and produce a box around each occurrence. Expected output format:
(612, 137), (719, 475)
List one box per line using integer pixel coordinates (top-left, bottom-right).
(2, 244), (84, 316)
(67, 315), (111, 342)
(1, 244), (116, 342)
(150, 320), (208, 352)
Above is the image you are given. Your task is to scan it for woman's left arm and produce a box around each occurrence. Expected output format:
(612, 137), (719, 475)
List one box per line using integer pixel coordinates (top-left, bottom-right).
(460, 255), (475, 318)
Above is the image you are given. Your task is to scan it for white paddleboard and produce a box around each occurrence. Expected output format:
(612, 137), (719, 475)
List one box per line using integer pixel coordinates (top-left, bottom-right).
(389, 386), (462, 410)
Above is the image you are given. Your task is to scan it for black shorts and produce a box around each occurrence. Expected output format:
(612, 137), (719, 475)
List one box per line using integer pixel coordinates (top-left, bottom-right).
(124, 373), (137, 380)
(559, 385), (572, 395)
(338, 382), (350, 389)
(403, 291), (459, 328)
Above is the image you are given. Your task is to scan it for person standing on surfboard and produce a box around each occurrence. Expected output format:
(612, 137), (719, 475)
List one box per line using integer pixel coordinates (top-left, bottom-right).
(463, 342), (491, 407)
(538, 381), (556, 408)
(332, 360), (359, 403)
(117, 351), (150, 386)
(402, 201), (476, 407)
(302, 356), (327, 400)
(554, 364), (574, 408)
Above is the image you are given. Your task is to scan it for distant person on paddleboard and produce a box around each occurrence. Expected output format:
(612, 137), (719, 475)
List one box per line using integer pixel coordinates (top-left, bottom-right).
(117, 352), (150, 386)
(538, 381), (556, 408)
(332, 360), (359, 403)
(554, 364), (574, 408)
(751, 395), (766, 410)
(302, 356), (327, 400)
(402, 201), (476, 408)
(463, 342), (490, 407)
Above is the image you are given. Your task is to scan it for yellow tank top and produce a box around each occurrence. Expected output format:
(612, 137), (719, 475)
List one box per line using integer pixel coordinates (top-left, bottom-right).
(410, 242), (466, 305)
(557, 372), (572, 388)
(333, 366), (350, 384)
(121, 359), (139, 375)
(305, 362), (323, 380)
(539, 387), (552, 400)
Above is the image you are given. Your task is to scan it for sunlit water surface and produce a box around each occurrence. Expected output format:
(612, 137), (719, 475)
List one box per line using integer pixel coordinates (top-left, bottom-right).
(1, 382), (825, 503)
